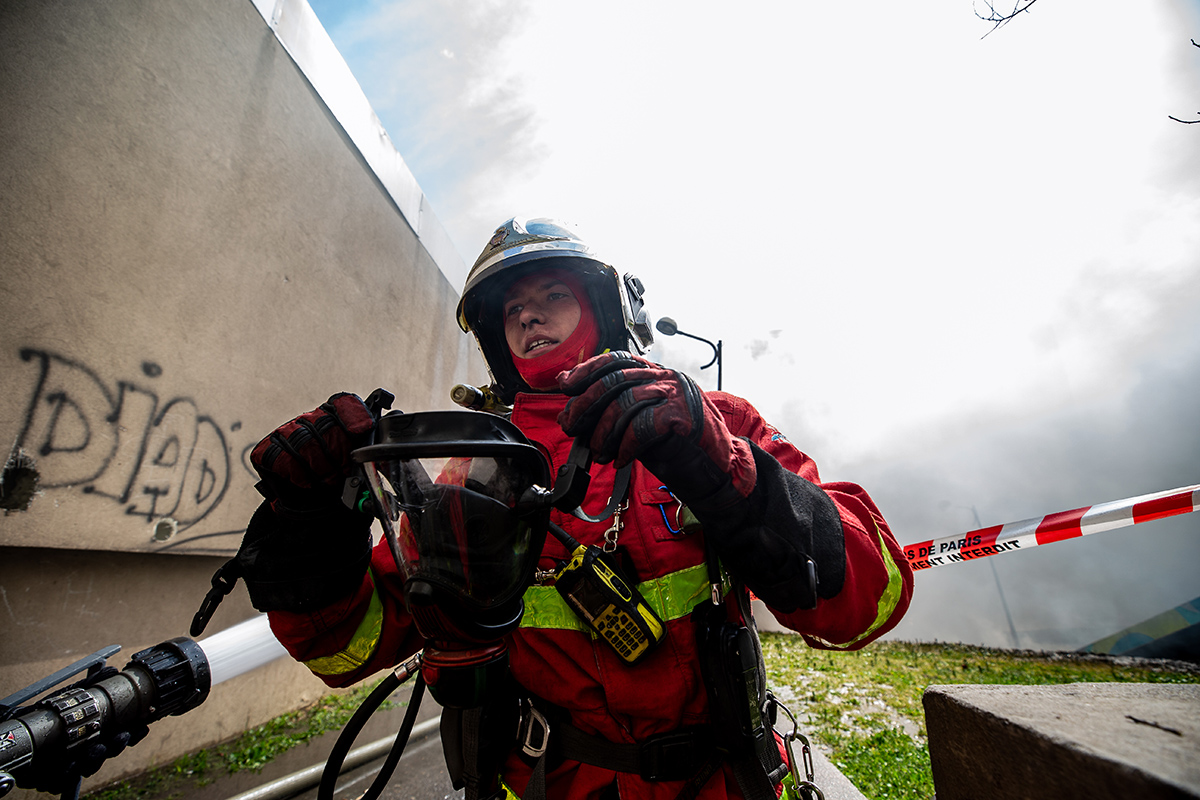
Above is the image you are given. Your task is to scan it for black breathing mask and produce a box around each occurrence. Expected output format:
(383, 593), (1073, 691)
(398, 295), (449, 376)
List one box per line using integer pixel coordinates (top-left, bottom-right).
(354, 410), (551, 707)
(354, 408), (665, 704)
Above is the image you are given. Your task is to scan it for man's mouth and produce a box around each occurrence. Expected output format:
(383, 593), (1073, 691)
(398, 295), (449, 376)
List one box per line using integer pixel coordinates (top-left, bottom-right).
(525, 338), (556, 355)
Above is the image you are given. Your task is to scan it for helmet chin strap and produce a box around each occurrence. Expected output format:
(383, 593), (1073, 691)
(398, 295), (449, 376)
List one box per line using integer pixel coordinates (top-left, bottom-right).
(512, 271), (601, 390)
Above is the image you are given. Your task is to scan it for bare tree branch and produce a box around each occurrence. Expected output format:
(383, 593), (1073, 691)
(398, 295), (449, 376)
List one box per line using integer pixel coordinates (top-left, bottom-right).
(973, 7), (1198, 127)
(974, 0), (1040, 37)
(1169, 40), (1200, 124)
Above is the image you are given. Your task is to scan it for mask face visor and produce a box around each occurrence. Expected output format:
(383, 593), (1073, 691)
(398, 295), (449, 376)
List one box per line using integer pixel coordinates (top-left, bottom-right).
(362, 453), (548, 613)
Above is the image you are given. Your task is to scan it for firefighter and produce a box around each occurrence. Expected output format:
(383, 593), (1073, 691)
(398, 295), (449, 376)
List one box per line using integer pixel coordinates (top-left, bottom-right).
(241, 217), (914, 799)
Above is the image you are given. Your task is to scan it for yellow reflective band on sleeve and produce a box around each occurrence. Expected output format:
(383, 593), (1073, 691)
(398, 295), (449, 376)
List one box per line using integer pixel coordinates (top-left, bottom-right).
(302, 575), (384, 677)
(817, 520), (905, 650)
(521, 563), (718, 631)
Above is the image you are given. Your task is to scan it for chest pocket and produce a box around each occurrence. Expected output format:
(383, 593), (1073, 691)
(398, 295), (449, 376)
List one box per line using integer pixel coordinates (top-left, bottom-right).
(637, 485), (692, 543)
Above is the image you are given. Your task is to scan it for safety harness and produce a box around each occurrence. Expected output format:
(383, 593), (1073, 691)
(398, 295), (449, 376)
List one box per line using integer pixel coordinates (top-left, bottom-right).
(289, 415), (828, 800)
(443, 543), (814, 800)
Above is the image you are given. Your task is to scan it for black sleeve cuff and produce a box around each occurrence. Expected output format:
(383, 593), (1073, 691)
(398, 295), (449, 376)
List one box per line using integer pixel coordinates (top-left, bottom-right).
(688, 441), (846, 612)
(237, 501), (373, 613)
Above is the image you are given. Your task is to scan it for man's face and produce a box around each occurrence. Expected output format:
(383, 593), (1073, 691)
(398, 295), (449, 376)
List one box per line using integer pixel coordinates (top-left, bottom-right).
(502, 271), (582, 359)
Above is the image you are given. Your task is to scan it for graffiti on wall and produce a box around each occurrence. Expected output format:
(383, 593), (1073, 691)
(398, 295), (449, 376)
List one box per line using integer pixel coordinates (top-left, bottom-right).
(4, 349), (255, 543)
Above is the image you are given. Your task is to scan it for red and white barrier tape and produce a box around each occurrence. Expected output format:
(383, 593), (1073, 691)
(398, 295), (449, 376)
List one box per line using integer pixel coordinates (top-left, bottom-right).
(904, 484), (1200, 571)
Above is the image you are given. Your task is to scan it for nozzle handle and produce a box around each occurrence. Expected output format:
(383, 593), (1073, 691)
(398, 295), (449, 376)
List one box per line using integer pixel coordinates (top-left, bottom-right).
(0, 645), (121, 716)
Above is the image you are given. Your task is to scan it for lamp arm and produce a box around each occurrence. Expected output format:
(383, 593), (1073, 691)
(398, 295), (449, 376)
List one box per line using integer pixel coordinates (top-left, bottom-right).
(673, 330), (719, 370)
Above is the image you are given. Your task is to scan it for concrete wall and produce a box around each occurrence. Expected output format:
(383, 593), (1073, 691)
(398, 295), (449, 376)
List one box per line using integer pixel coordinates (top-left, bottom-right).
(0, 548), (331, 793)
(0, 0), (487, 787)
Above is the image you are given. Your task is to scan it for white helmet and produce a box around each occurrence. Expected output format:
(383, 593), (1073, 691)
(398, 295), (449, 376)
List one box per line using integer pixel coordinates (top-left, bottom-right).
(456, 217), (653, 403)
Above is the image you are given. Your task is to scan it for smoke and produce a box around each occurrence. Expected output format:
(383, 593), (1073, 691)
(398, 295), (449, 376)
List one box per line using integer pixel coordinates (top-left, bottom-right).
(305, 0), (1200, 652)
(309, 0), (542, 259)
(816, 303), (1200, 651)
(746, 331), (784, 361)
(659, 275), (1200, 651)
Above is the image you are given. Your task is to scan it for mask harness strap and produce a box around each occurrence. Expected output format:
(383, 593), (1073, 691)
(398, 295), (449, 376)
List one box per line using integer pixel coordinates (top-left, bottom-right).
(550, 438), (633, 524)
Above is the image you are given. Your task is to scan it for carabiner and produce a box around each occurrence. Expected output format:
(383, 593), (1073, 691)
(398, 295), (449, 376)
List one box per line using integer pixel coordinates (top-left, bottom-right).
(791, 780), (826, 800)
(781, 710), (824, 800)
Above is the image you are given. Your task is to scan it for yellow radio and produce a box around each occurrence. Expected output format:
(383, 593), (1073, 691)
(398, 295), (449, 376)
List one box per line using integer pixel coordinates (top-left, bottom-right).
(553, 542), (665, 665)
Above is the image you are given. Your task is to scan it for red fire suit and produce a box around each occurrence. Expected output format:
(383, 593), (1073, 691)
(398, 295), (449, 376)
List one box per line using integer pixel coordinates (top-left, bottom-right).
(267, 390), (913, 799)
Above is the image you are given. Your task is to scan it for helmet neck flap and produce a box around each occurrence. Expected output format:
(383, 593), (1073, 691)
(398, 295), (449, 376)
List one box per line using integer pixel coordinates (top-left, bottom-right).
(509, 268), (602, 390)
(457, 217), (653, 404)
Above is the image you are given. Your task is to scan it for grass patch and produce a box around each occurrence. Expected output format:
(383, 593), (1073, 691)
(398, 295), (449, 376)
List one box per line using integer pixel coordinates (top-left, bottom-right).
(85, 678), (406, 800)
(761, 638), (1199, 800)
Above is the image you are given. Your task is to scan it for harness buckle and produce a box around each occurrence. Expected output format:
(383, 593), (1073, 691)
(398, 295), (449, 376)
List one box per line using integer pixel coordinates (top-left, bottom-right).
(638, 727), (712, 782)
(520, 705), (550, 759)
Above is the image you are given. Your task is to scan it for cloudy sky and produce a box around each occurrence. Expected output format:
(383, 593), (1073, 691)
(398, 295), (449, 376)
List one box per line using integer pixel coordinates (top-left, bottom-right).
(306, 0), (1200, 651)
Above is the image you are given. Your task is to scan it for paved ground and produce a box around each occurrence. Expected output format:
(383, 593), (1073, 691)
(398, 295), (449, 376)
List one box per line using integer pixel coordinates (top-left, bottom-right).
(293, 723), (461, 800)
(126, 673), (867, 800)
(286, 720), (866, 800)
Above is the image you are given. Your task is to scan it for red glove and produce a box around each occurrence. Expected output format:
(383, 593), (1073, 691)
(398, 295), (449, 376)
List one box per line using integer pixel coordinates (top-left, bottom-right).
(557, 352), (756, 502)
(250, 392), (376, 516)
(561, 354), (844, 613)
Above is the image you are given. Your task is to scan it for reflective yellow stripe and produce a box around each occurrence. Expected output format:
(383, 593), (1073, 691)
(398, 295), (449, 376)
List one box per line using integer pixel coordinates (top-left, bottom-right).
(303, 575), (384, 676)
(521, 563), (719, 631)
(818, 520), (905, 650)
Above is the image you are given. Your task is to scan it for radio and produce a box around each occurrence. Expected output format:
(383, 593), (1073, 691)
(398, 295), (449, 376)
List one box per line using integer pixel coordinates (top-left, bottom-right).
(550, 533), (665, 665)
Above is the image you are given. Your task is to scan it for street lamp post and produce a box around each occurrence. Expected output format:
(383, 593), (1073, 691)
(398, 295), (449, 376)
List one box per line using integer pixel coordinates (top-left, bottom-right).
(655, 317), (722, 390)
(971, 505), (1021, 650)
(940, 502), (1020, 649)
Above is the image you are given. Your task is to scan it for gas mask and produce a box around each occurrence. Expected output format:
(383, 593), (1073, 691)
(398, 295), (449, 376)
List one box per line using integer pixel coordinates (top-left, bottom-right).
(338, 408), (670, 800)
(353, 410), (551, 708)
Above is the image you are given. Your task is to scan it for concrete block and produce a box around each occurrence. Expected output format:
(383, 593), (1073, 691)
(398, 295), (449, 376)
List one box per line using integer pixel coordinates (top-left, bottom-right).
(923, 683), (1200, 799)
